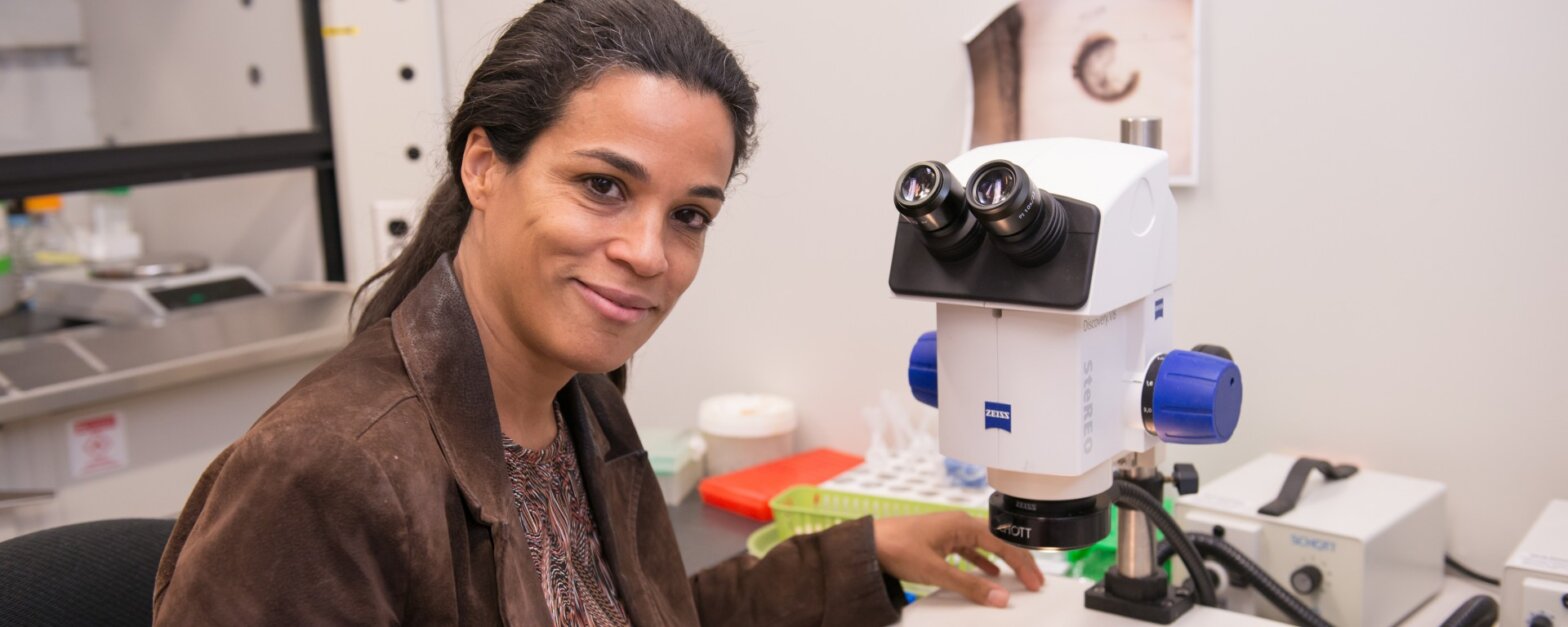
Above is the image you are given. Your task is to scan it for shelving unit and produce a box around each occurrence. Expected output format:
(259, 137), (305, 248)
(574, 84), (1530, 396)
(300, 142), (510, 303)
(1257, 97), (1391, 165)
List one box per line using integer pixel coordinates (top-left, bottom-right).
(0, 0), (345, 281)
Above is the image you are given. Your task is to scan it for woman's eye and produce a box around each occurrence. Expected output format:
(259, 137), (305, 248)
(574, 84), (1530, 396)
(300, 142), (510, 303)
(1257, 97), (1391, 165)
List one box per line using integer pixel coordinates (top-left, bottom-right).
(673, 207), (713, 232)
(583, 176), (623, 200)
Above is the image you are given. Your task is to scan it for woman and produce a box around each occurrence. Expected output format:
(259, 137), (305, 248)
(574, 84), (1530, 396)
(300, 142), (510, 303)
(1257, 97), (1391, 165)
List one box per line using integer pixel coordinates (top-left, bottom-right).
(152, 0), (1043, 624)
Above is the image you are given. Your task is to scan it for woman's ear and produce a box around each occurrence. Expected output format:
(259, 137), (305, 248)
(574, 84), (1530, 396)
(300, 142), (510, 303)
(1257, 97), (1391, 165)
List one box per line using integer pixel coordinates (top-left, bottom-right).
(460, 128), (498, 212)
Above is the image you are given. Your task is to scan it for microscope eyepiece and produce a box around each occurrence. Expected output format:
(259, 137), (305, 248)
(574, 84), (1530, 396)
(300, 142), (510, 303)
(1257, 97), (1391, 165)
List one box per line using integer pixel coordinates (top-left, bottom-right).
(899, 164), (940, 205)
(964, 159), (1071, 266)
(968, 164), (1025, 228)
(894, 161), (965, 233)
(893, 161), (983, 260)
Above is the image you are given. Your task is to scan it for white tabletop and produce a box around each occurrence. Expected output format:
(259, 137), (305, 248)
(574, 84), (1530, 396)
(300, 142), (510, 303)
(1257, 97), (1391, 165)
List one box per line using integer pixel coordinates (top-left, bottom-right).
(900, 573), (1496, 626)
(899, 574), (1287, 626)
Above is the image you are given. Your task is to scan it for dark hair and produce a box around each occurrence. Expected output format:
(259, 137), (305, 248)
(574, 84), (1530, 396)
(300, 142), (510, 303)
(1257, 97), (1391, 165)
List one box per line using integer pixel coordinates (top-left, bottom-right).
(353, 0), (758, 389)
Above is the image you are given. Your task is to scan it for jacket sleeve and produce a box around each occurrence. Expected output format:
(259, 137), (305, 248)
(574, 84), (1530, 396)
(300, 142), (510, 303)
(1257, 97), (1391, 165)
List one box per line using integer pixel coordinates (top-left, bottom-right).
(152, 426), (410, 626)
(688, 516), (904, 627)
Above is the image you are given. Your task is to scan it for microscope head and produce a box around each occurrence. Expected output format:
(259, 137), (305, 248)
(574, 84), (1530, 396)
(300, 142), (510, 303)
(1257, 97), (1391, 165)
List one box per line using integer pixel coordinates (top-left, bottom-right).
(890, 138), (1175, 313)
(890, 138), (1241, 550)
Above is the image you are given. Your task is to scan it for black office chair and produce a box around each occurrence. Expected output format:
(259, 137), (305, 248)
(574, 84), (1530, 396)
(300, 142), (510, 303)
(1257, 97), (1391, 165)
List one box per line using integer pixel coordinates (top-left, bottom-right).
(0, 518), (175, 627)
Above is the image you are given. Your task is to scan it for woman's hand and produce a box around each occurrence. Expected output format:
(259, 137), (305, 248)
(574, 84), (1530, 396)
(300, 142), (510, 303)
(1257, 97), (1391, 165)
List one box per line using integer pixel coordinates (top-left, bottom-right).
(873, 511), (1046, 608)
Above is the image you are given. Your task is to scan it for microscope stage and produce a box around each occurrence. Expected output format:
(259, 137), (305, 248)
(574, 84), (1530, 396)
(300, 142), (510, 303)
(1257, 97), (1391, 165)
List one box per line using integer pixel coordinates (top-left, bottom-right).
(899, 574), (1287, 626)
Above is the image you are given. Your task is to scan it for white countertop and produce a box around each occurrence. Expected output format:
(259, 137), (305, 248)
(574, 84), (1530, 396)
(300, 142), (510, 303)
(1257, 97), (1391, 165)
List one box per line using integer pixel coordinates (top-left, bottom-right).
(901, 573), (1497, 626)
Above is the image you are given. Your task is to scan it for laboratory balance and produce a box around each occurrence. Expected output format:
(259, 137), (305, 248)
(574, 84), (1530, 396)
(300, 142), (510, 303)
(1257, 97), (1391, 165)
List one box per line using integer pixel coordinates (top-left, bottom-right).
(31, 253), (271, 323)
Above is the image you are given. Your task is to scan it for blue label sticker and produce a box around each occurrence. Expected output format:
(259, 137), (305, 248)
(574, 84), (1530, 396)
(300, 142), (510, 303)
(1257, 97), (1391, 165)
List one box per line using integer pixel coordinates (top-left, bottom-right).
(1290, 534), (1337, 552)
(1155, 298), (1165, 320)
(984, 401), (1012, 432)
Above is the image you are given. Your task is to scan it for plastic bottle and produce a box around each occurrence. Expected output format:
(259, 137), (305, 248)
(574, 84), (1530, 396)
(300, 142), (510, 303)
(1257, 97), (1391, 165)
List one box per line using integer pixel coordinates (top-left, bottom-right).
(21, 194), (82, 270)
(82, 187), (142, 263)
(0, 201), (16, 312)
(7, 213), (33, 304)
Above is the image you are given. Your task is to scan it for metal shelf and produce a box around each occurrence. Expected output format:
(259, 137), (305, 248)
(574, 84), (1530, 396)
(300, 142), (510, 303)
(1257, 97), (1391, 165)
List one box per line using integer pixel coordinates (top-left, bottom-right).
(0, 133), (332, 199)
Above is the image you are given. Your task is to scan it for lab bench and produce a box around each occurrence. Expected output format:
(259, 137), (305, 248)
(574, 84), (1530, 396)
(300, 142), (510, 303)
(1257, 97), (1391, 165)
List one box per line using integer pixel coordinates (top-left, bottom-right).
(667, 494), (764, 575)
(0, 285), (352, 425)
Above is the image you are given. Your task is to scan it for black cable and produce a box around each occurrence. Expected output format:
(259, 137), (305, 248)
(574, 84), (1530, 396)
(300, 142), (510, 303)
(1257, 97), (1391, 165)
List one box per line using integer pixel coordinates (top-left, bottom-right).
(1155, 541), (1176, 566)
(1438, 595), (1499, 627)
(1111, 479), (1218, 607)
(1156, 535), (1332, 627)
(1445, 555), (1501, 586)
(1190, 534), (1332, 627)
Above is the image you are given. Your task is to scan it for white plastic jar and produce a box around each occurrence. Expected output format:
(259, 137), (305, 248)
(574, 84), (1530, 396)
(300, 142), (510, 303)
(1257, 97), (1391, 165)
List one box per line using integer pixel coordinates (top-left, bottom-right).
(697, 394), (797, 476)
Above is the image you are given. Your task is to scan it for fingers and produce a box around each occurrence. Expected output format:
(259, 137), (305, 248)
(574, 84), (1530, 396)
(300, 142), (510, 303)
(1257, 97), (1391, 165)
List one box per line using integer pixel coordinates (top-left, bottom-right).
(929, 561), (1010, 608)
(957, 548), (1000, 577)
(970, 518), (1047, 591)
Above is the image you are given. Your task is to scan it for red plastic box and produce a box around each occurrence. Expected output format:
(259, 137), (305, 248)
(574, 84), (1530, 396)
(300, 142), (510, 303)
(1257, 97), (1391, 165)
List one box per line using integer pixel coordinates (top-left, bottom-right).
(697, 448), (863, 521)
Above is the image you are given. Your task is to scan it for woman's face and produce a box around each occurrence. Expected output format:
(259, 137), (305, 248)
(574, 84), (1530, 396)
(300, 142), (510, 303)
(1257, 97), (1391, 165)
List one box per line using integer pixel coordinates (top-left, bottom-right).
(460, 69), (736, 374)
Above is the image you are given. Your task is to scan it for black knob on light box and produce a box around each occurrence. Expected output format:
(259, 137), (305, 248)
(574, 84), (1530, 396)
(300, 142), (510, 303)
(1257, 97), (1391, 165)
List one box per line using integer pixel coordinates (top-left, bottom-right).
(1290, 565), (1323, 595)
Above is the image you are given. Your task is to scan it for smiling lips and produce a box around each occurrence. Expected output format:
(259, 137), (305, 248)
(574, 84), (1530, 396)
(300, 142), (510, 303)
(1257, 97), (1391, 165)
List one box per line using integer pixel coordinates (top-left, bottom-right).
(573, 280), (654, 324)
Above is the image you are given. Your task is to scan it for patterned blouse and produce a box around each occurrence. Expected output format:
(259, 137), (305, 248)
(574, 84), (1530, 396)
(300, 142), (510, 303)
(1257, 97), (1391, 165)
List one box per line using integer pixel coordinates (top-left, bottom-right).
(501, 407), (631, 626)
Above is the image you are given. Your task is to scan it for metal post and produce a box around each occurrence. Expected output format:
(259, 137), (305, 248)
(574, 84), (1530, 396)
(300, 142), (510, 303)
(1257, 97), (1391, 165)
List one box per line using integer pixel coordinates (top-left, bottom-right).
(1116, 448), (1159, 578)
(1120, 117), (1163, 150)
(1116, 117), (1162, 578)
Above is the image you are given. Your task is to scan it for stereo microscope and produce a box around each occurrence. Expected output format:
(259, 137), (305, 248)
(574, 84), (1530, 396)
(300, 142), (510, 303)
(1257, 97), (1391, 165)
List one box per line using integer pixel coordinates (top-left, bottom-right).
(891, 119), (1244, 623)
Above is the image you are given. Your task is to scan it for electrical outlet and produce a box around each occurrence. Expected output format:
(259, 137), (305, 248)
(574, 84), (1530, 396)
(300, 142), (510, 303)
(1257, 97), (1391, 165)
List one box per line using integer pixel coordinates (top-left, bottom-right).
(371, 199), (420, 268)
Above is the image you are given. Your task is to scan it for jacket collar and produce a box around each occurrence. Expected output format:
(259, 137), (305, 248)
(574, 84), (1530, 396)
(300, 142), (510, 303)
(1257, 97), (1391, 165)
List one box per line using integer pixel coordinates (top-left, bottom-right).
(389, 255), (659, 624)
(390, 255), (516, 524)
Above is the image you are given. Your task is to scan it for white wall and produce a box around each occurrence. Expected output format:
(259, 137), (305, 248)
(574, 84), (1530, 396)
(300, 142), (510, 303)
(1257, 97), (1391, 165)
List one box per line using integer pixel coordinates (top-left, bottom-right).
(78, 0), (313, 147)
(319, 0), (451, 284)
(1173, 0), (1568, 574)
(0, 0), (96, 156)
(434, 0), (1567, 574)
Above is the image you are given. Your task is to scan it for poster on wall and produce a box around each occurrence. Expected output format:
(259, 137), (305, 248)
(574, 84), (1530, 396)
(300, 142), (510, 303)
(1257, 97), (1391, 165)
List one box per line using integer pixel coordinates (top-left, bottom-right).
(966, 0), (1200, 185)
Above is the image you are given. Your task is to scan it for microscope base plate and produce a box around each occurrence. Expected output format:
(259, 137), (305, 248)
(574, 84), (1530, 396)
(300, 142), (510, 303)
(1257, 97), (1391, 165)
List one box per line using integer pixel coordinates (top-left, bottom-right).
(1084, 581), (1194, 624)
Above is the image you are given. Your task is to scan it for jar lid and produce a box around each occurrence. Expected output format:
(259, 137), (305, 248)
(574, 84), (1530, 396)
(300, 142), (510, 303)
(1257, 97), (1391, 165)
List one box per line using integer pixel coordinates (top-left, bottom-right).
(698, 394), (798, 439)
(23, 195), (63, 214)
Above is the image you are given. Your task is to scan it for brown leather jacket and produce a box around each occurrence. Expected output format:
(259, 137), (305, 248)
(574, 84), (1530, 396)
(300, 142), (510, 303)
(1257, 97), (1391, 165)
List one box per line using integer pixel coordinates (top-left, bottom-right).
(152, 256), (903, 626)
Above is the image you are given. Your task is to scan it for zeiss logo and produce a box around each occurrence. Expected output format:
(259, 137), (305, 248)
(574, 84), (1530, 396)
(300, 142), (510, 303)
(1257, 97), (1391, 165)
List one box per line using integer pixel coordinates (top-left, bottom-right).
(1155, 298), (1165, 320)
(984, 402), (1012, 432)
(1290, 534), (1337, 552)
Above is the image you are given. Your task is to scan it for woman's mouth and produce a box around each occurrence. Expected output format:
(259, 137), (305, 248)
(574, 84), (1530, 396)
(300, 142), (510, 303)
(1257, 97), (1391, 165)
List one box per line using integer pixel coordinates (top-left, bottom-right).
(573, 280), (653, 324)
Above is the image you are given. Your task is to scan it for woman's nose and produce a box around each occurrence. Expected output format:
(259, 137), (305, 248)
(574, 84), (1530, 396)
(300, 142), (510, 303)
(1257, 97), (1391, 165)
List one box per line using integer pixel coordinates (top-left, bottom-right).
(606, 208), (669, 278)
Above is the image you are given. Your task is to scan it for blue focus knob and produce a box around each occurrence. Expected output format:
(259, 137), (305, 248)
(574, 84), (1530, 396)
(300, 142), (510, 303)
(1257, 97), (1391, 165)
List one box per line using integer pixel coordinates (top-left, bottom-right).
(1141, 349), (1242, 444)
(908, 331), (938, 407)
